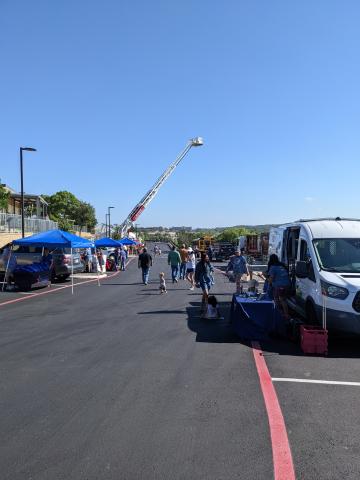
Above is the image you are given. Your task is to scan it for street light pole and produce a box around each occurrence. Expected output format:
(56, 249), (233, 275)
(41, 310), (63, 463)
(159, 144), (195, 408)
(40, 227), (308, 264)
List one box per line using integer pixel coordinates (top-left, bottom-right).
(108, 206), (114, 237)
(20, 147), (37, 238)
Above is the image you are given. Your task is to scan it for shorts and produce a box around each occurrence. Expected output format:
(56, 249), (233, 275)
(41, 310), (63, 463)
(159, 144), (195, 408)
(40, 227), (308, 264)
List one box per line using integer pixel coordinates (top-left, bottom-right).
(186, 268), (194, 273)
(273, 286), (290, 301)
(199, 279), (211, 293)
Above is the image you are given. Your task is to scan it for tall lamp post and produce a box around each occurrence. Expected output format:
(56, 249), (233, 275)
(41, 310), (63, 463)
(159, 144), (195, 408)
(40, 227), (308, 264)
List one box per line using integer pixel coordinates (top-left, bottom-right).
(108, 206), (114, 237)
(20, 147), (37, 238)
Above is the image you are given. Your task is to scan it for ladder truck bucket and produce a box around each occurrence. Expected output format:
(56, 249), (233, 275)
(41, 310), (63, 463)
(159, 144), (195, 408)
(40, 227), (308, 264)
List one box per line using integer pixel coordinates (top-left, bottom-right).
(191, 137), (204, 146)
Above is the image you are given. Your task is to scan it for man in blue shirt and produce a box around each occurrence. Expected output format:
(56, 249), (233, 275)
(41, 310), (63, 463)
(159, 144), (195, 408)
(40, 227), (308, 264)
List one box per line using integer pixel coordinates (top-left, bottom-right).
(226, 249), (249, 294)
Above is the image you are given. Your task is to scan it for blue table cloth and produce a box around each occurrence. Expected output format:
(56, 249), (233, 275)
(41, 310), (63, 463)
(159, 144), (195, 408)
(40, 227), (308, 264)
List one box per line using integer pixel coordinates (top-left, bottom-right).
(230, 295), (284, 340)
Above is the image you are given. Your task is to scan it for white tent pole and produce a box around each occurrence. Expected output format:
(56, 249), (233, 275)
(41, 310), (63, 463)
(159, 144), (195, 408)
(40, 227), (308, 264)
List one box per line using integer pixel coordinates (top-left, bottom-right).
(2, 246), (12, 292)
(71, 246), (74, 295)
(95, 247), (100, 286)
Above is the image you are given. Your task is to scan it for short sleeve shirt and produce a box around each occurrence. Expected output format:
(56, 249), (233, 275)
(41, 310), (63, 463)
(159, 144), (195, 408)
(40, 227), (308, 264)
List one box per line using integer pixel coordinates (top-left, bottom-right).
(268, 265), (290, 287)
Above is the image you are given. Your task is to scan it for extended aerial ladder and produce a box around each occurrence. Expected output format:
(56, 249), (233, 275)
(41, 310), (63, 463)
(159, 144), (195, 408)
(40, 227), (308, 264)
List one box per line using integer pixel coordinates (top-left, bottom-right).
(119, 137), (204, 237)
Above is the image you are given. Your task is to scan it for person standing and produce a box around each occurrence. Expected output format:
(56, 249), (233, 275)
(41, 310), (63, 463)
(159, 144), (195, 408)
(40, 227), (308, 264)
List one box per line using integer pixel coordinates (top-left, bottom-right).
(195, 252), (214, 316)
(167, 245), (181, 283)
(96, 249), (104, 272)
(226, 248), (249, 294)
(113, 248), (120, 270)
(119, 246), (127, 271)
(138, 247), (152, 285)
(185, 247), (196, 290)
(267, 254), (291, 318)
(179, 244), (188, 280)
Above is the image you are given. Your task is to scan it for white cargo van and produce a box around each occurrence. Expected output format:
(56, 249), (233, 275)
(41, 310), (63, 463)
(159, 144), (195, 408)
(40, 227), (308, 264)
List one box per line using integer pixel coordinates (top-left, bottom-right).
(268, 218), (360, 335)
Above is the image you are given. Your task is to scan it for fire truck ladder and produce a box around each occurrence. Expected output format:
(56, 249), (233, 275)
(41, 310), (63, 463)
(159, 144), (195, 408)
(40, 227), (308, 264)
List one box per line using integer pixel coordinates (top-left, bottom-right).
(119, 137), (204, 237)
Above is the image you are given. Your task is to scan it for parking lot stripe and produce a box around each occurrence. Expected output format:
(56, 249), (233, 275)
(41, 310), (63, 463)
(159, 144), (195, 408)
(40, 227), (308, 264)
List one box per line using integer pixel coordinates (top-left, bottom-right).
(272, 378), (360, 386)
(252, 341), (296, 480)
(0, 257), (135, 308)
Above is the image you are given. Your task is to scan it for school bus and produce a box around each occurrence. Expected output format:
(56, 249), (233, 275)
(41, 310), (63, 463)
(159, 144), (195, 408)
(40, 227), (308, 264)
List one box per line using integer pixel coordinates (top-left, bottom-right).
(192, 236), (214, 253)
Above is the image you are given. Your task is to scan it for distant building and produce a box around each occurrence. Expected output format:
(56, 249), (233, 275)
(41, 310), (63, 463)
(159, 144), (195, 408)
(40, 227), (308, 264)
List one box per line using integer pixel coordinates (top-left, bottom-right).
(0, 183), (57, 236)
(1, 184), (49, 218)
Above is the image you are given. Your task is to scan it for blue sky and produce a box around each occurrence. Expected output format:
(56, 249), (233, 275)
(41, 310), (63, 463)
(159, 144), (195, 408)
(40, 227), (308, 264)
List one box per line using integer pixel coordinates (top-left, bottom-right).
(1, 1), (360, 228)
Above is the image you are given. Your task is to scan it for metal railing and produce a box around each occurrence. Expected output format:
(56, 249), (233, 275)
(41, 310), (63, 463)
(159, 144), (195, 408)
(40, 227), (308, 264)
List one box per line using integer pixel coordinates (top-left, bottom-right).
(0, 213), (58, 233)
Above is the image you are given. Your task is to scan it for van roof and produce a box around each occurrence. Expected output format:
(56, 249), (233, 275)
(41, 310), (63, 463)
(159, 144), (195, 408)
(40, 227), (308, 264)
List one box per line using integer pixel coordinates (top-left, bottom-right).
(299, 219), (360, 239)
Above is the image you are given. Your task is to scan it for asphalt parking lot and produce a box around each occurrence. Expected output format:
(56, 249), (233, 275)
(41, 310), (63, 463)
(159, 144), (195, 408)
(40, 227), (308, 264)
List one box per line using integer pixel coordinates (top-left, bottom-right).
(1, 247), (360, 479)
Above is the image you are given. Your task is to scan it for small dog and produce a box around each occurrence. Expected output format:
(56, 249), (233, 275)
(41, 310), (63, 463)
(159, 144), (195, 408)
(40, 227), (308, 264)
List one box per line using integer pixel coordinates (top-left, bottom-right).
(159, 272), (167, 294)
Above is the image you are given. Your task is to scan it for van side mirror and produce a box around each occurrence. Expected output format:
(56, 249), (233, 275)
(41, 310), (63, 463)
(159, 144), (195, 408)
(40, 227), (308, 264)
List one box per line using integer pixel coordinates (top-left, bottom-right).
(296, 261), (308, 278)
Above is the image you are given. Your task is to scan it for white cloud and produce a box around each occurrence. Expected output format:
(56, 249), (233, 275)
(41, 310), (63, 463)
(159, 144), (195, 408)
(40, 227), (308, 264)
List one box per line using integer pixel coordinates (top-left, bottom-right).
(304, 196), (315, 203)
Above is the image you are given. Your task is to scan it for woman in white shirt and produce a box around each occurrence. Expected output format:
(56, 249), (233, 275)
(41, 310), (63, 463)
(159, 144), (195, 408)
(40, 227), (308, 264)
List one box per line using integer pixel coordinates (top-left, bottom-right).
(186, 247), (196, 290)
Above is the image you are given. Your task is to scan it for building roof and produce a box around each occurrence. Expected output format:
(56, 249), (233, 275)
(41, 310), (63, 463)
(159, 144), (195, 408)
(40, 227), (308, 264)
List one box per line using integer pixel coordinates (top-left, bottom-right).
(1, 184), (48, 205)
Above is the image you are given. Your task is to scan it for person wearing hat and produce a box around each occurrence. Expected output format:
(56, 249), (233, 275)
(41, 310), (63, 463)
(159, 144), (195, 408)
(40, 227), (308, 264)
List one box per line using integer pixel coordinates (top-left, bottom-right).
(185, 247), (196, 290)
(226, 248), (249, 294)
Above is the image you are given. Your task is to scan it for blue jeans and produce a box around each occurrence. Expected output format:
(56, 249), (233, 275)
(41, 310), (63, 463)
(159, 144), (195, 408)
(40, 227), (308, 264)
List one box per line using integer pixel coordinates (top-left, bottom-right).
(180, 262), (187, 279)
(142, 267), (150, 284)
(171, 265), (179, 282)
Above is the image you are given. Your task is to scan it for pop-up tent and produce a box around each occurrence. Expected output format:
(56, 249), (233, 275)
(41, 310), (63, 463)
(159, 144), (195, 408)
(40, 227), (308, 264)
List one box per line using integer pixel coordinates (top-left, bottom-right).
(95, 237), (122, 248)
(118, 237), (137, 246)
(7, 229), (95, 294)
(12, 229), (94, 249)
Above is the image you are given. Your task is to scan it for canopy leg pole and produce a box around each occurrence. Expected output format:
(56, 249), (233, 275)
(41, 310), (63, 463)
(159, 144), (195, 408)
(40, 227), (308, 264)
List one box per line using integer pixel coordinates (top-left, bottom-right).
(2, 246), (12, 292)
(71, 247), (74, 295)
(96, 249), (100, 286)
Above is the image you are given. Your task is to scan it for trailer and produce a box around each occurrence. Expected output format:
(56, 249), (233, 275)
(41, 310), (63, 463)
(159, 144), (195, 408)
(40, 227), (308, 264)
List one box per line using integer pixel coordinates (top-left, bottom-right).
(237, 234), (269, 260)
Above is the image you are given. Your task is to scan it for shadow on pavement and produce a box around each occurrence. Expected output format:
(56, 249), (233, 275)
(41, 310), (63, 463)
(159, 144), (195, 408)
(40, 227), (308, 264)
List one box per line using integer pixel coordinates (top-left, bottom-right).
(186, 301), (240, 344)
(100, 282), (145, 286)
(138, 309), (187, 315)
(186, 299), (360, 358)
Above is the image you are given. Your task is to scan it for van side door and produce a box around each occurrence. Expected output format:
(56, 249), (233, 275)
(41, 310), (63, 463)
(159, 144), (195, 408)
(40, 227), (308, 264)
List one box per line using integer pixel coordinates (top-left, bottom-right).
(295, 230), (316, 310)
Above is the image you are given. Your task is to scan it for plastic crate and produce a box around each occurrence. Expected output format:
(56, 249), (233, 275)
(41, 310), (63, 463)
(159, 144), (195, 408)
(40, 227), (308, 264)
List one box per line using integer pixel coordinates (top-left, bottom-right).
(300, 325), (328, 355)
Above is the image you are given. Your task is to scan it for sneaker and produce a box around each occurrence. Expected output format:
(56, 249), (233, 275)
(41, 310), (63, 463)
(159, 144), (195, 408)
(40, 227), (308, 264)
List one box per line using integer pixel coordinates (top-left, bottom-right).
(174, 278), (178, 283)
(189, 286), (194, 290)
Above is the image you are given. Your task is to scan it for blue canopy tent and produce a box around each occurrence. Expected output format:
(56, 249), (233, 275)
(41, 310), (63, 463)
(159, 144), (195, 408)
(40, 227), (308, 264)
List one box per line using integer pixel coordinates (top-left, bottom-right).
(12, 229), (94, 249)
(95, 237), (122, 248)
(9, 230), (96, 294)
(118, 237), (137, 246)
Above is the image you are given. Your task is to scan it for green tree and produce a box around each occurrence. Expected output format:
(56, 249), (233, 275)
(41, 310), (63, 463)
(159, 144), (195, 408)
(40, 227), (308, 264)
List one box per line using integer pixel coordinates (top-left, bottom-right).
(74, 201), (96, 233)
(0, 185), (10, 212)
(175, 230), (198, 247)
(112, 224), (122, 240)
(217, 227), (254, 243)
(43, 191), (96, 232)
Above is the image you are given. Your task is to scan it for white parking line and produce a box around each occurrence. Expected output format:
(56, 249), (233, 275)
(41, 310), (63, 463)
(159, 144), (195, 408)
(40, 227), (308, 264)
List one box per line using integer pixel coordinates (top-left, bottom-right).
(272, 378), (360, 386)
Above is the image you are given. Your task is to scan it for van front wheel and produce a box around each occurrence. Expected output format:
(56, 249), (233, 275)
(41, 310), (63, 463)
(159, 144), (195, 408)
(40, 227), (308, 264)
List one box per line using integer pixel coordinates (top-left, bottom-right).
(306, 302), (319, 325)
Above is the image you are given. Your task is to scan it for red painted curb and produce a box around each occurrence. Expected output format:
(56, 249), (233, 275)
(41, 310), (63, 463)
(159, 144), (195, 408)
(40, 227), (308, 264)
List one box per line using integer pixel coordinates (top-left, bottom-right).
(252, 341), (296, 480)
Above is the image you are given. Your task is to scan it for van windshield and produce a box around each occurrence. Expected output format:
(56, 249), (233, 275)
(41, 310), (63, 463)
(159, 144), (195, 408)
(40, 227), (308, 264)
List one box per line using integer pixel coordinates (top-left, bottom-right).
(313, 238), (360, 273)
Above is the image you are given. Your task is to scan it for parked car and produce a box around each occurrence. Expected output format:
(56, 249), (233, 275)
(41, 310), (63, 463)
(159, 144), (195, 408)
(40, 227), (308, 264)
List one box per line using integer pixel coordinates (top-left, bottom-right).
(0, 244), (84, 282)
(51, 248), (84, 280)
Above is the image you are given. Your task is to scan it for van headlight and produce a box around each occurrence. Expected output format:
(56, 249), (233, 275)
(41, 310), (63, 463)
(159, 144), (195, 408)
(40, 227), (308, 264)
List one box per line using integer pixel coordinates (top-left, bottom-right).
(320, 280), (349, 300)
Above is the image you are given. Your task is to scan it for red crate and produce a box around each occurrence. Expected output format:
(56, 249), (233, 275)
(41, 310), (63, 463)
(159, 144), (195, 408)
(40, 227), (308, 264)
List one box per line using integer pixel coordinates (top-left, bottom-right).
(300, 325), (328, 355)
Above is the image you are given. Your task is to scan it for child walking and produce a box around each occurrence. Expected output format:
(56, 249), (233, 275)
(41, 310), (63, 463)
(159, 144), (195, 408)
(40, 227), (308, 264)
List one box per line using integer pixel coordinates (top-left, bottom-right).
(204, 295), (222, 319)
(159, 272), (167, 294)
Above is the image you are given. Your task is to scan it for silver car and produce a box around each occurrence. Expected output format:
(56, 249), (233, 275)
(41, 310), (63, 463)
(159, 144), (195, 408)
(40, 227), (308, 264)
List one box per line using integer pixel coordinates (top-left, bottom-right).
(0, 244), (84, 282)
